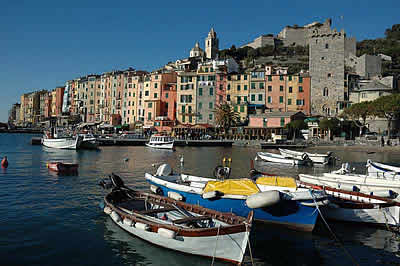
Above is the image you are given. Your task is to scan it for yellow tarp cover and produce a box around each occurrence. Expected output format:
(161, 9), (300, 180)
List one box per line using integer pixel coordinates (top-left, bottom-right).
(203, 179), (260, 196)
(256, 176), (297, 189)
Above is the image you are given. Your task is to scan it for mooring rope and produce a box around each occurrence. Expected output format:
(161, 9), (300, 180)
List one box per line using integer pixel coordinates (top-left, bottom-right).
(309, 190), (360, 266)
(211, 224), (221, 266)
(245, 222), (254, 266)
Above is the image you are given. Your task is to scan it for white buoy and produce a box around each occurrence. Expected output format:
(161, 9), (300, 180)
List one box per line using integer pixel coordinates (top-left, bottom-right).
(104, 206), (112, 215)
(158, 228), (176, 239)
(246, 191), (281, 208)
(123, 218), (134, 226)
(111, 211), (121, 222)
(135, 222), (150, 231)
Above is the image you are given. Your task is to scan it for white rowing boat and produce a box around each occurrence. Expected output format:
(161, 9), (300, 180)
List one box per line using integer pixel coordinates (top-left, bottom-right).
(278, 148), (333, 165)
(366, 160), (400, 178)
(256, 151), (308, 165)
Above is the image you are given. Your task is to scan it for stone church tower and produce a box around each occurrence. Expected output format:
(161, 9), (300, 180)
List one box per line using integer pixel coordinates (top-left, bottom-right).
(309, 19), (356, 116)
(205, 28), (219, 59)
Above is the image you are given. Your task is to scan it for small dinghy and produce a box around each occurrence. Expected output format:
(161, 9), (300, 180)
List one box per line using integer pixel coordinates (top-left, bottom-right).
(99, 173), (253, 264)
(278, 148), (334, 165)
(256, 151), (309, 165)
(366, 160), (400, 178)
(46, 161), (79, 173)
(298, 180), (400, 227)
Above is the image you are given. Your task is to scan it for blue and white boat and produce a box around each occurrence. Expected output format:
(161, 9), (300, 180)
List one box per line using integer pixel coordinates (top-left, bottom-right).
(145, 164), (327, 232)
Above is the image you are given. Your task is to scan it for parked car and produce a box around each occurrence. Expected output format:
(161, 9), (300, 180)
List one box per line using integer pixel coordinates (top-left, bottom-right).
(363, 132), (378, 140)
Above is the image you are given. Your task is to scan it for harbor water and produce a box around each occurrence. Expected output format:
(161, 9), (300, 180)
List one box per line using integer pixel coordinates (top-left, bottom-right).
(1, 133), (400, 265)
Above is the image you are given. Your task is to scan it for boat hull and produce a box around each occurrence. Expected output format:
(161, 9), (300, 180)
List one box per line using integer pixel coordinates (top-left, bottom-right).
(108, 213), (248, 264)
(147, 179), (317, 232)
(279, 148), (331, 164)
(146, 142), (174, 150)
(47, 162), (79, 173)
(257, 152), (306, 165)
(367, 160), (400, 178)
(42, 137), (79, 149)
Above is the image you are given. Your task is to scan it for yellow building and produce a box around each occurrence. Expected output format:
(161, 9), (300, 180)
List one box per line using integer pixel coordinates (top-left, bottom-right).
(226, 73), (249, 123)
(177, 71), (197, 124)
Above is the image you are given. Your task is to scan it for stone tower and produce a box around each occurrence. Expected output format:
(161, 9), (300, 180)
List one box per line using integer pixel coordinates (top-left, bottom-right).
(309, 19), (355, 117)
(205, 28), (219, 59)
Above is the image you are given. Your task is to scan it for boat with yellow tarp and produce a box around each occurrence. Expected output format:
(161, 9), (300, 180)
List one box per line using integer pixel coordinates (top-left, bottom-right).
(145, 163), (328, 232)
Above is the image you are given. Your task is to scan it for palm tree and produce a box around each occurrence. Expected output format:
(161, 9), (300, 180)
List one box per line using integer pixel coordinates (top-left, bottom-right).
(214, 103), (240, 137)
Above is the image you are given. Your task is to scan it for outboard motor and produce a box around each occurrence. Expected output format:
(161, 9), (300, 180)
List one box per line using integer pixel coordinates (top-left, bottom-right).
(98, 173), (125, 190)
(156, 164), (173, 176)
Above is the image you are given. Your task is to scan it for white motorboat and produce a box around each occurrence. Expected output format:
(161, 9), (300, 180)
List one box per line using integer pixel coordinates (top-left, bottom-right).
(146, 135), (174, 150)
(278, 148), (333, 165)
(256, 151), (309, 165)
(42, 129), (81, 149)
(79, 133), (99, 149)
(366, 160), (400, 178)
(298, 180), (400, 227)
(99, 174), (253, 264)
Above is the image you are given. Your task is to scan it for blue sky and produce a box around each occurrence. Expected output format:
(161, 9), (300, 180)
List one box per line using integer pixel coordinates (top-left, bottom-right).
(0, 0), (399, 122)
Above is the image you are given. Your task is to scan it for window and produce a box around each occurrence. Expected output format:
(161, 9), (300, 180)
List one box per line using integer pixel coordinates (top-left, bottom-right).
(244, 96), (247, 102)
(327, 73), (331, 78)
(220, 75), (223, 81)
(361, 93), (367, 98)
(251, 94), (255, 101)
(145, 91), (149, 96)
(237, 96), (241, 104)
(166, 93), (169, 98)
(188, 106), (192, 113)
(289, 87), (293, 93)
(251, 83), (255, 89)
(237, 75), (241, 80)
(288, 99), (292, 105)
(321, 56), (325, 60)
(289, 76), (292, 81)
(279, 96), (283, 103)
(227, 94), (231, 101)
(209, 87), (214, 95)
(198, 102), (202, 109)
(240, 105), (244, 112)
(227, 75), (231, 81)
(299, 86), (303, 92)
(209, 114), (213, 120)
(280, 117), (285, 127)
(268, 96), (272, 103)
(154, 93), (158, 98)
(182, 115), (185, 122)
(258, 94), (263, 101)
(205, 67), (209, 73)
(244, 75), (247, 80)
(237, 85), (241, 91)
(181, 105), (185, 113)
(209, 102), (213, 109)
(155, 75), (158, 80)
(325, 43), (329, 49)
(198, 114), (203, 120)
(154, 83), (158, 88)
(268, 86), (272, 92)
(279, 76), (283, 81)
(148, 112), (152, 120)
(259, 83), (264, 89)
(280, 86), (283, 91)
(148, 102), (152, 108)
(323, 87), (329, 97)
(227, 84), (231, 90)
(244, 85), (248, 90)
(299, 77), (303, 83)
(199, 87), (203, 96)
(296, 99), (304, 105)
(234, 106), (238, 112)
(268, 76), (272, 81)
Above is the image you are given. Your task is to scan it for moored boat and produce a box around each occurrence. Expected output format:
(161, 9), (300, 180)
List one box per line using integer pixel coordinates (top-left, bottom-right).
(42, 128), (82, 150)
(256, 151), (309, 165)
(298, 180), (400, 227)
(79, 133), (99, 150)
(99, 174), (253, 264)
(366, 160), (400, 178)
(146, 134), (174, 150)
(144, 163), (325, 232)
(46, 161), (79, 173)
(278, 148), (333, 165)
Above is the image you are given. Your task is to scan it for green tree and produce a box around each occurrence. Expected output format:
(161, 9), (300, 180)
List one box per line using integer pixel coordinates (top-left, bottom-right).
(340, 101), (374, 135)
(319, 118), (340, 140)
(285, 119), (307, 139)
(214, 103), (240, 137)
(372, 94), (400, 137)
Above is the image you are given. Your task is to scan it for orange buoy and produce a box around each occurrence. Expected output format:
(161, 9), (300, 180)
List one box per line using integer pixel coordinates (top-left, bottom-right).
(1, 156), (8, 168)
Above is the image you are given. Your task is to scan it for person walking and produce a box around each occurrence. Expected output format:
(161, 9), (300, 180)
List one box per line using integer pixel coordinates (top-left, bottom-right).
(381, 136), (385, 147)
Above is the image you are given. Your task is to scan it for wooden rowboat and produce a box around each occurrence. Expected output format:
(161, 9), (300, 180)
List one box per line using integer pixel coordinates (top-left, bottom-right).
(47, 161), (79, 173)
(99, 174), (253, 264)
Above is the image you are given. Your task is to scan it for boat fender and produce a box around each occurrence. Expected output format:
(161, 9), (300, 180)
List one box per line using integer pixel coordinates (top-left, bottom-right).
(104, 206), (112, 215)
(150, 184), (163, 195)
(246, 191), (280, 209)
(158, 228), (176, 239)
(168, 191), (184, 201)
(156, 164), (173, 176)
(135, 222), (150, 231)
(110, 211), (121, 222)
(202, 190), (223, 200)
(123, 218), (134, 227)
(338, 183), (360, 192)
(370, 190), (396, 198)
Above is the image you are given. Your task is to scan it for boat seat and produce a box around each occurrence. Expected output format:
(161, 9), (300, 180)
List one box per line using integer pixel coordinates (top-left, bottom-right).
(139, 207), (176, 215)
(173, 215), (211, 224)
